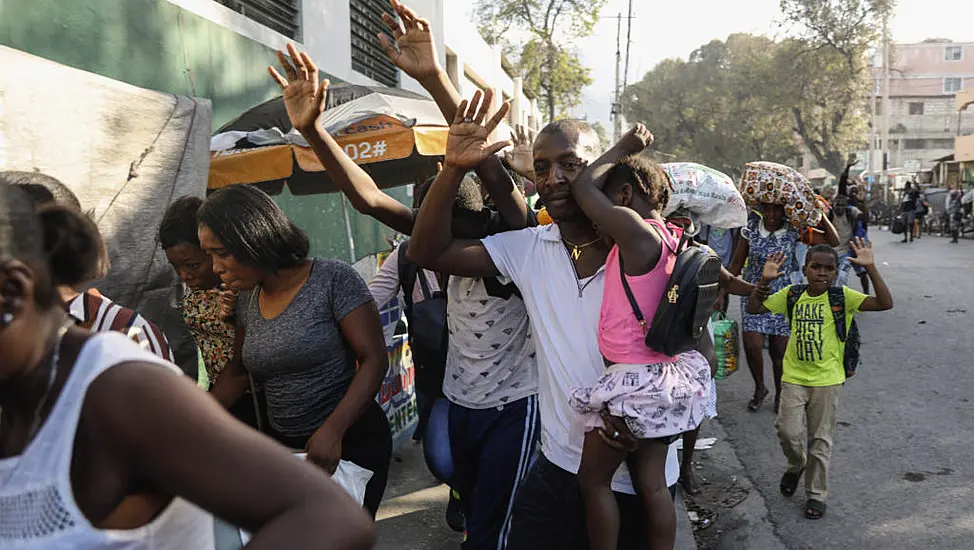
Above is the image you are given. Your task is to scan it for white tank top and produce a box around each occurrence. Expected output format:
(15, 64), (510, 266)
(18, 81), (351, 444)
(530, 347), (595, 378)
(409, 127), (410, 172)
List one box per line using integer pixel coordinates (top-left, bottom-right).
(0, 332), (216, 549)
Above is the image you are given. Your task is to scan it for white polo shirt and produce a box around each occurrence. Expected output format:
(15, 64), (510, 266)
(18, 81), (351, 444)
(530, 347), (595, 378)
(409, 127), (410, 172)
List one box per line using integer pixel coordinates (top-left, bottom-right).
(483, 223), (679, 493)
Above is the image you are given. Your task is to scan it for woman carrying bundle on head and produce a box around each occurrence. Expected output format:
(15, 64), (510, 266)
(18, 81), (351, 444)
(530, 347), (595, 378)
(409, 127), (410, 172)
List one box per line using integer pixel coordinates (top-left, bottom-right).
(728, 162), (838, 413)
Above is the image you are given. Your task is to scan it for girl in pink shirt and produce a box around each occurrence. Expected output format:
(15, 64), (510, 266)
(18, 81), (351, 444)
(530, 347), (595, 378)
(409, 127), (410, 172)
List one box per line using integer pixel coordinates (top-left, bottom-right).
(569, 126), (712, 550)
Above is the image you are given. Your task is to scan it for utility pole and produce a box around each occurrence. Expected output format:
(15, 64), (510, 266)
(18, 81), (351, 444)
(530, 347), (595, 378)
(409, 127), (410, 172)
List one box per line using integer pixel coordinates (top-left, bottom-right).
(623, 0), (634, 91)
(880, 10), (891, 203)
(613, 13), (622, 141)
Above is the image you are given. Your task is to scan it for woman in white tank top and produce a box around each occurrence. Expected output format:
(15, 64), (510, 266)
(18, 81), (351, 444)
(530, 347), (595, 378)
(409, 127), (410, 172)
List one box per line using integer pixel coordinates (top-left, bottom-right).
(0, 183), (376, 549)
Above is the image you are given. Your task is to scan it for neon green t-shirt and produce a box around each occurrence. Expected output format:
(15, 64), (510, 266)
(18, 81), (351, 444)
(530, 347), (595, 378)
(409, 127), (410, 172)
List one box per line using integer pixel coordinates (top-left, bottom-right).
(764, 285), (868, 387)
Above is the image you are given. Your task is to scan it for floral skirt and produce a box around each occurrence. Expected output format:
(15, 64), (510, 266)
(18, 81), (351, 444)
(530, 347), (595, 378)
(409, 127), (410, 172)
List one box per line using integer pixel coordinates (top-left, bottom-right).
(569, 351), (712, 440)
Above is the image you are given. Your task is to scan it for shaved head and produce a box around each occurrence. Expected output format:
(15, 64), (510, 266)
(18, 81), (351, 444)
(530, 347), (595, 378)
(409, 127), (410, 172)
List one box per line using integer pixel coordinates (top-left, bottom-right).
(537, 119), (602, 162)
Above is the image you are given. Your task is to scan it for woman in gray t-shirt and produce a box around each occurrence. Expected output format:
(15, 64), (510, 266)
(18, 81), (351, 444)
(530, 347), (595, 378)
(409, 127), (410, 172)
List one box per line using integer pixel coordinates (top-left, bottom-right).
(198, 185), (392, 516)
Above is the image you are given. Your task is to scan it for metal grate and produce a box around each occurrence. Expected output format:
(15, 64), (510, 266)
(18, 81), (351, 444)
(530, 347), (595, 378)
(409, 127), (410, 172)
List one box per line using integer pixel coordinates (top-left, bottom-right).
(217, 0), (301, 39)
(350, 0), (400, 87)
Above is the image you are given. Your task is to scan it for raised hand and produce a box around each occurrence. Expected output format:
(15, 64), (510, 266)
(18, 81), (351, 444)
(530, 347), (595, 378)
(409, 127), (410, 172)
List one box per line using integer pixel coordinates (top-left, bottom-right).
(504, 124), (535, 180)
(378, 0), (440, 82)
(445, 89), (511, 170)
(848, 237), (875, 267)
(761, 251), (788, 282)
(268, 43), (327, 134)
(616, 123), (654, 156)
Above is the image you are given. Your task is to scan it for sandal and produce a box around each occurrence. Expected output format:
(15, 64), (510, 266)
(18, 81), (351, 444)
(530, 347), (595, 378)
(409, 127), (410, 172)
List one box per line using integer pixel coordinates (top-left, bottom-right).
(805, 499), (826, 520)
(779, 470), (803, 497)
(748, 388), (770, 412)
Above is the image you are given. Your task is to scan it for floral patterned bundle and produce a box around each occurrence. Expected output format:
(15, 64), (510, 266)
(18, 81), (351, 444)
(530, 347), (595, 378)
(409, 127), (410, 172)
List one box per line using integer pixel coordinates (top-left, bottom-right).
(739, 161), (825, 229)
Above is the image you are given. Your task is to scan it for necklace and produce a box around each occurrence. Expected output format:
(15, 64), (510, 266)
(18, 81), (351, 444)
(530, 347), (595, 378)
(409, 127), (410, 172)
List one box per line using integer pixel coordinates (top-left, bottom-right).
(562, 236), (603, 261)
(0, 324), (69, 450)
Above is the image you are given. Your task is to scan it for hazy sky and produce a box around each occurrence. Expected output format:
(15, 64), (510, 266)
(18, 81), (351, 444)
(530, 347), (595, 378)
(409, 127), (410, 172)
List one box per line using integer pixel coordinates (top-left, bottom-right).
(456, 0), (974, 128)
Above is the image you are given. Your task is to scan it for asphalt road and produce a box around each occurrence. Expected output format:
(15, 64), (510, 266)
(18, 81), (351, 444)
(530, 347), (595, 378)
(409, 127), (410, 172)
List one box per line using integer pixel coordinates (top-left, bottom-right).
(713, 232), (974, 549)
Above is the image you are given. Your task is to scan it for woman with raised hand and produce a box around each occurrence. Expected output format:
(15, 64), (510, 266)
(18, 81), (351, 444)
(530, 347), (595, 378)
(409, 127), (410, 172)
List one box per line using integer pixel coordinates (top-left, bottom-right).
(0, 184), (374, 549)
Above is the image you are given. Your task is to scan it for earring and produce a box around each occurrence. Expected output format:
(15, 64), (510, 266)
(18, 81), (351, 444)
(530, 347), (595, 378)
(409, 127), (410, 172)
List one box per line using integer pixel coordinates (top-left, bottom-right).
(0, 311), (13, 328)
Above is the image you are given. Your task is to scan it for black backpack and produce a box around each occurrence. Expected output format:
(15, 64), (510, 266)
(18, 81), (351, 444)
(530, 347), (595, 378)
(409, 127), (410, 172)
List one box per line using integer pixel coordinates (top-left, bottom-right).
(397, 241), (448, 353)
(619, 230), (722, 357)
(785, 285), (861, 379)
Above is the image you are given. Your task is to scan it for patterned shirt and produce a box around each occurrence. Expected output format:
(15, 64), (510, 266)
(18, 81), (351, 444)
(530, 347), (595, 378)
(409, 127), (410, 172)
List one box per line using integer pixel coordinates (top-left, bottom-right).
(68, 289), (174, 362)
(179, 288), (236, 385)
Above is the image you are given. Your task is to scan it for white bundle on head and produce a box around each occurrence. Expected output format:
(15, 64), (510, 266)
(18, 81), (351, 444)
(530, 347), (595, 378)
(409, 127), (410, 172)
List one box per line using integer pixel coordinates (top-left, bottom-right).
(662, 163), (748, 229)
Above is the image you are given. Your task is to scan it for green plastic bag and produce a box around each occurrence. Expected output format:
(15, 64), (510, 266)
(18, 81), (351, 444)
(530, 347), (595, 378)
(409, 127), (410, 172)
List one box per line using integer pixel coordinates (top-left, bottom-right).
(712, 312), (740, 380)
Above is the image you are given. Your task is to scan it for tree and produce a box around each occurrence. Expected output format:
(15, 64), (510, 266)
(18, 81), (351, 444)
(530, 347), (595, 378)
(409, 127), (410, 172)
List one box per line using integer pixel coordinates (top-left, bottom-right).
(591, 121), (610, 151)
(774, 0), (894, 175)
(475, 0), (608, 121)
(623, 34), (797, 178)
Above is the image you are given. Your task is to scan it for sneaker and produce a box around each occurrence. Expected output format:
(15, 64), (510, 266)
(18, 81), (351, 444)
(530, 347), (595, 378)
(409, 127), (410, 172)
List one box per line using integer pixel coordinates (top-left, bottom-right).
(446, 489), (465, 533)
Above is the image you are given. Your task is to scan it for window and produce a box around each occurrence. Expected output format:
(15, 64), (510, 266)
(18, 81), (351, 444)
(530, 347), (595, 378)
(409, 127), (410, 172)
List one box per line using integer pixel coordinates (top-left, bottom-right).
(945, 45), (963, 61)
(908, 102), (924, 115)
(350, 0), (399, 87)
(944, 77), (963, 94)
(904, 139), (926, 150)
(929, 138), (955, 149)
(216, 0), (300, 39)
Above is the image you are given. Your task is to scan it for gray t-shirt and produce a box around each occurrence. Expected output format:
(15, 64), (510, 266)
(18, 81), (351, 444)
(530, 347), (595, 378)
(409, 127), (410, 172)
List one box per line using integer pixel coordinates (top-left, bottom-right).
(236, 259), (374, 438)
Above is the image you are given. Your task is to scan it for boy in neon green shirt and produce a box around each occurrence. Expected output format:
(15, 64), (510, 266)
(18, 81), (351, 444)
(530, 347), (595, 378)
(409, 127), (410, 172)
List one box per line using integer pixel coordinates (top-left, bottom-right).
(747, 239), (893, 520)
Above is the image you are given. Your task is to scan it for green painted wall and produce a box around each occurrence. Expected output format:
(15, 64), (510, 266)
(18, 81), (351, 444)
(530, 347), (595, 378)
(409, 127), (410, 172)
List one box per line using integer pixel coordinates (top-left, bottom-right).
(0, 0), (406, 261)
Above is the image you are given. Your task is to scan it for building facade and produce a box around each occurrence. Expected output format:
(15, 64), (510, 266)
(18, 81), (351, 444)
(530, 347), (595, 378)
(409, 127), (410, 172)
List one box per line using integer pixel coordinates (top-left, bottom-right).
(867, 39), (974, 174)
(0, 0), (541, 263)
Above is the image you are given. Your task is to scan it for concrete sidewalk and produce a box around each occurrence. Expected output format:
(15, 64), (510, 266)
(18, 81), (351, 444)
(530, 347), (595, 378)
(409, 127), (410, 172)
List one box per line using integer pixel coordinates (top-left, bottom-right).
(375, 440), (697, 549)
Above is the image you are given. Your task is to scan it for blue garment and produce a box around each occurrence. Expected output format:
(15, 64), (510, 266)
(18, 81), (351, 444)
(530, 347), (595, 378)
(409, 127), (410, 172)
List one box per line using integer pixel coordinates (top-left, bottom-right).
(708, 227), (735, 267)
(449, 395), (540, 550)
(740, 213), (799, 336)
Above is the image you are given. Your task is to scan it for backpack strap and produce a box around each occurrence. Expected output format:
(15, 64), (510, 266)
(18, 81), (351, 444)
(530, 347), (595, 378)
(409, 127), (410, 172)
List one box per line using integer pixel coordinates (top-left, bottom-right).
(827, 287), (848, 342)
(398, 241), (419, 312)
(617, 254), (647, 331)
(785, 284), (807, 321)
(616, 223), (676, 331)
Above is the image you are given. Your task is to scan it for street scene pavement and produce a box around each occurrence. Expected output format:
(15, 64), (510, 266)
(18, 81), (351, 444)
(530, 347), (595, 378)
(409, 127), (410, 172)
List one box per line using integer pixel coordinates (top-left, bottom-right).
(695, 232), (974, 549)
(377, 233), (974, 550)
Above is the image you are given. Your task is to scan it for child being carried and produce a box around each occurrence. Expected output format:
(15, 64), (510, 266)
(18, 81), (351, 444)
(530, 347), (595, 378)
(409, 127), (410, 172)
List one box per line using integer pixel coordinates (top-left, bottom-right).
(567, 124), (712, 550)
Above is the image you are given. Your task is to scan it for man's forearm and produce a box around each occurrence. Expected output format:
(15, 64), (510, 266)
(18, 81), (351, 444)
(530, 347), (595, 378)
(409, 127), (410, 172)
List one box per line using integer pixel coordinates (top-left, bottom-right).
(720, 267), (754, 296)
(408, 163), (465, 265)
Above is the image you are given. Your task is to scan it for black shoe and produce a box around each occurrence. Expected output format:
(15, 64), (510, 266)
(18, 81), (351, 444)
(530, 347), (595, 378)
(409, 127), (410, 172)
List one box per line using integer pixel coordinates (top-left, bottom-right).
(901, 238), (908, 243)
(446, 490), (465, 533)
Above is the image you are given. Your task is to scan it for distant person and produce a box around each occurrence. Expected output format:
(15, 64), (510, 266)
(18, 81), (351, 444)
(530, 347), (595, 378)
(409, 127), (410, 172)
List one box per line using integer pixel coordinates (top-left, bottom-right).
(948, 184), (964, 243)
(900, 181), (921, 243)
(747, 240), (893, 521)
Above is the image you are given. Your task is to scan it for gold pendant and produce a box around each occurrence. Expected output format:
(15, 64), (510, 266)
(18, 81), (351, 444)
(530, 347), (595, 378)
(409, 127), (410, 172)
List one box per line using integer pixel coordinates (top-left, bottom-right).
(571, 246), (581, 261)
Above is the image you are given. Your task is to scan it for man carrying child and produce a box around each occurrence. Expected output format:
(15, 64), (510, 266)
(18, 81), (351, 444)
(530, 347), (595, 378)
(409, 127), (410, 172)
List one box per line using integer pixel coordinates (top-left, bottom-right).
(747, 239), (893, 520)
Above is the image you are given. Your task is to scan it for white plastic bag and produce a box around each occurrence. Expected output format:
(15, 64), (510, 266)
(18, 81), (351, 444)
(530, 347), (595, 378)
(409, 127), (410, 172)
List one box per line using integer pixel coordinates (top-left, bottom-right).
(662, 163), (748, 229)
(231, 457), (374, 547)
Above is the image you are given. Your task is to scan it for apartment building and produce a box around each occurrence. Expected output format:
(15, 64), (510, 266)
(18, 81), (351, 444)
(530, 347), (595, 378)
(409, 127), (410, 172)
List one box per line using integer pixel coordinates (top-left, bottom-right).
(867, 39), (974, 174)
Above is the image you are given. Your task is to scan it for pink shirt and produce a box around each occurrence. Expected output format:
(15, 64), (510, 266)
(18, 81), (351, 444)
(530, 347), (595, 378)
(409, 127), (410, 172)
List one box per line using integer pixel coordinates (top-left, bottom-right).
(598, 219), (682, 365)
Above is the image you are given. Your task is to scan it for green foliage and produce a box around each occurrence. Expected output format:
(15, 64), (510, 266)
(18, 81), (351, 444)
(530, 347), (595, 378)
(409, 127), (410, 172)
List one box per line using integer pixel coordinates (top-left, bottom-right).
(475, 0), (607, 121)
(624, 34), (797, 178)
(519, 39), (592, 120)
(591, 121), (610, 151)
(624, 0), (888, 177)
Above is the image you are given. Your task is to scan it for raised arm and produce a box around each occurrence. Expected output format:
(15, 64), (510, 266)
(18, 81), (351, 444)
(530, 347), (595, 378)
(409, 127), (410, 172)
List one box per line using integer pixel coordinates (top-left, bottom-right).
(746, 252), (788, 315)
(407, 92), (509, 277)
(848, 238), (893, 311)
(270, 44), (414, 235)
(378, 0), (533, 229)
(570, 124), (661, 273)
